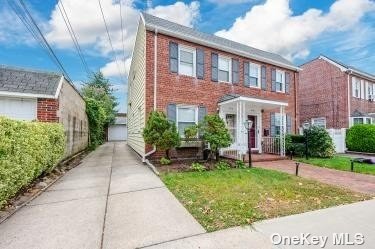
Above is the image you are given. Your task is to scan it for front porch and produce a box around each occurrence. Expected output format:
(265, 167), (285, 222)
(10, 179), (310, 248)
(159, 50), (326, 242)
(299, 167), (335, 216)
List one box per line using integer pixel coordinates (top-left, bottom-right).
(218, 94), (288, 161)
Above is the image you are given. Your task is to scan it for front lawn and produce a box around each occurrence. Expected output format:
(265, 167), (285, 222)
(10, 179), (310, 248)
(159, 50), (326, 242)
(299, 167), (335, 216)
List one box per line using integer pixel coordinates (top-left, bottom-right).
(161, 168), (368, 232)
(297, 156), (375, 175)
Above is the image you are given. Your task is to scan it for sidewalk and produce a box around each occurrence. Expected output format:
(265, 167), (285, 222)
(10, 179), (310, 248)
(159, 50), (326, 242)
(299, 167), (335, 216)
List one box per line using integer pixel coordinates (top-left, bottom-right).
(254, 160), (375, 195)
(0, 142), (204, 249)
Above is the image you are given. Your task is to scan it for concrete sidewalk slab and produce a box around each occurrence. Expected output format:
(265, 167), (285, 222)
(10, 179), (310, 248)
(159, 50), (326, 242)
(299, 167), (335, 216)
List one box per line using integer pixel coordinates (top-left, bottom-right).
(102, 187), (205, 249)
(0, 197), (106, 249)
(143, 226), (271, 249)
(254, 199), (375, 249)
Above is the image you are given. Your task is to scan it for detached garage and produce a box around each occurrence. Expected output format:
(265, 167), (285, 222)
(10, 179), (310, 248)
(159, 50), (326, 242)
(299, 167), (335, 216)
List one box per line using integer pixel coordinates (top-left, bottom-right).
(108, 113), (127, 141)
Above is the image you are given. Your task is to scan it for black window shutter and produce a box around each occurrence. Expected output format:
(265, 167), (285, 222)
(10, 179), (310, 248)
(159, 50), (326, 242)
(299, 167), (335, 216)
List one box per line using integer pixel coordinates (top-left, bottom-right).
(211, 53), (218, 82)
(244, 62), (249, 87)
(169, 42), (178, 73)
(232, 59), (239, 84)
(270, 113), (276, 137)
(198, 106), (207, 138)
(261, 65), (267, 90)
(167, 104), (177, 124)
(285, 72), (290, 94)
(196, 48), (205, 79)
(286, 114), (292, 134)
(271, 68), (276, 92)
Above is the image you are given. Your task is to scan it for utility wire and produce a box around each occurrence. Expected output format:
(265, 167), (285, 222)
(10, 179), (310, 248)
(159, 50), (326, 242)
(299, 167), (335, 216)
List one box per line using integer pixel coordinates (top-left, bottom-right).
(119, 0), (127, 70)
(97, 0), (126, 82)
(16, 0), (72, 81)
(57, 0), (91, 75)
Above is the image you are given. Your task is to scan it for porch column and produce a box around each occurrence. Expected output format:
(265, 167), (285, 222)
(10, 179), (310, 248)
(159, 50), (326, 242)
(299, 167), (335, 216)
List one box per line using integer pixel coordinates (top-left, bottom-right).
(280, 105), (286, 156)
(236, 101), (241, 159)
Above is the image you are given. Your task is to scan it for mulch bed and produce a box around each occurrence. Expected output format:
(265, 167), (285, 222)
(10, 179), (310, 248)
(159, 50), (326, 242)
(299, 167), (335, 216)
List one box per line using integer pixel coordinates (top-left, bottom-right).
(0, 151), (88, 223)
(153, 158), (237, 173)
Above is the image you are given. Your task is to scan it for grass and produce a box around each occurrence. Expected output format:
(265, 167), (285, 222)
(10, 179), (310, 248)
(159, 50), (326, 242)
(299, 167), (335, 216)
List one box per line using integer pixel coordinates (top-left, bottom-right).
(296, 156), (375, 175)
(161, 168), (369, 232)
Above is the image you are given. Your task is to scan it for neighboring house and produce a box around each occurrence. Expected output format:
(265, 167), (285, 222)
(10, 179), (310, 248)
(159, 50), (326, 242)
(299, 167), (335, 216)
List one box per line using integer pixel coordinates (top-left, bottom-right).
(299, 55), (375, 129)
(107, 113), (127, 141)
(127, 13), (301, 160)
(0, 65), (88, 158)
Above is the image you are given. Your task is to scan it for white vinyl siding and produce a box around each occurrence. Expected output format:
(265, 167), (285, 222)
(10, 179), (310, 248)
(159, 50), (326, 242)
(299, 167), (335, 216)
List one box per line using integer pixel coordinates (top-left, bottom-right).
(275, 70), (285, 92)
(249, 63), (260, 88)
(0, 97), (37, 120)
(178, 45), (196, 77)
(218, 56), (231, 83)
(176, 105), (198, 137)
(127, 21), (147, 156)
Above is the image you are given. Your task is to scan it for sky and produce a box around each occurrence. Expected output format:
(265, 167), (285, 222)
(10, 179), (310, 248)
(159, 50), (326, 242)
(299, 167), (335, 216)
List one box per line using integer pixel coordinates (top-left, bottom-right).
(1, 0), (374, 113)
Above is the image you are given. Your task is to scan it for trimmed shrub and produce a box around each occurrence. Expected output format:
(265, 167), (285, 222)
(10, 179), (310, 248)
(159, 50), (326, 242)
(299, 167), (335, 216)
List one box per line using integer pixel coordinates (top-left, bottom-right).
(306, 126), (335, 158)
(0, 117), (65, 208)
(285, 134), (305, 156)
(346, 124), (375, 153)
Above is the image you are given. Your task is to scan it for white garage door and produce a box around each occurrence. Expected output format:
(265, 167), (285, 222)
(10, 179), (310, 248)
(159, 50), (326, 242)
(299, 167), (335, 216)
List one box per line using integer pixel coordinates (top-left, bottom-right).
(108, 124), (127, 141)
(0, 97), (37, 120)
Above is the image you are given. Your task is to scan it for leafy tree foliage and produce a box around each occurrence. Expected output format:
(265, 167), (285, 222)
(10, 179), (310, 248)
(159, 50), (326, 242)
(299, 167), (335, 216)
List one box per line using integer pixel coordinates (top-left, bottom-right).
(346, 124), (375, 153)
(143, 111), (181, 159)
(200, 114), (232, 161)
(306, 126), (335, 158)
(82, 72), (118, 148)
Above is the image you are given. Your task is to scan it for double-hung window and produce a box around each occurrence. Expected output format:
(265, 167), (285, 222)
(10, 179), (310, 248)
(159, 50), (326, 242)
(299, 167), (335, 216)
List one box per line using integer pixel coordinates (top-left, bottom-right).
(352, 117), (373, 125)
(311, 117), (326, 129)
(178, 45), (196, 77)
(218, 56), (231, 83)
(274, 113), (285, 135)
(249, 63), (260, 87)
(276, 70), (285, 92)
(353, 77), (361, 98)
(176, 106), (197, 137)
(368, 82), (374, 100)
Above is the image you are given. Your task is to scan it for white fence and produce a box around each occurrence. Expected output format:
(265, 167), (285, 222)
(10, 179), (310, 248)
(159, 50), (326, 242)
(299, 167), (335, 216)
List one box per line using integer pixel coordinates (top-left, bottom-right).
(327, 128), (347, 153)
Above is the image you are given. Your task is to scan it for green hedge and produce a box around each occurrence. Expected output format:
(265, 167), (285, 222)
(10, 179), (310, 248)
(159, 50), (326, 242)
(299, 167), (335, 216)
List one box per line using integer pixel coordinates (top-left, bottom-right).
(0, 117), (65, 208)
(346, 124), (375, 153)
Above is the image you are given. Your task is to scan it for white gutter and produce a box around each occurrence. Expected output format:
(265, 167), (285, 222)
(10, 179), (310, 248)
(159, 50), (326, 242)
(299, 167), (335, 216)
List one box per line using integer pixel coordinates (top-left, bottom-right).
(145, 24), (301, 72)
(0, 91), (55, 99)
(142, 28), (158, 162)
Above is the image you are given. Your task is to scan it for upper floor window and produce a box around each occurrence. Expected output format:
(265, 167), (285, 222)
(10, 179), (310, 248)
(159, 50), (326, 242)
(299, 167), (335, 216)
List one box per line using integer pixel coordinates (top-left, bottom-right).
(177, 105), (197, 137)
(352, 77), (361, 98)
(218, 56), (231, 83)
(367, 82), (374, 100)
(178, 45), (196, 77)
(275, 70), (285, 92)
(249, 63), (260, 87)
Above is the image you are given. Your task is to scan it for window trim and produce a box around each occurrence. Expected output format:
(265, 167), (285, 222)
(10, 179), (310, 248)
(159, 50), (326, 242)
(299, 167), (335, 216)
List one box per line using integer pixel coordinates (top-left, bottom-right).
(218, 55), (232, 83)
(176, 105), (198, 137)
(178, 45), (196, 77)
(249, 62), (261, 88)
(311, 117), (326, 129)
(275, 69), (285, 93)
(351, 116), (373, 125)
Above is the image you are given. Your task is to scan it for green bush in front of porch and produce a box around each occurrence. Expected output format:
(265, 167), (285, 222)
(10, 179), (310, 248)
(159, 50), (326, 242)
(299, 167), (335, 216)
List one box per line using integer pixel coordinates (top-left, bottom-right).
(346, 124), (375, 153)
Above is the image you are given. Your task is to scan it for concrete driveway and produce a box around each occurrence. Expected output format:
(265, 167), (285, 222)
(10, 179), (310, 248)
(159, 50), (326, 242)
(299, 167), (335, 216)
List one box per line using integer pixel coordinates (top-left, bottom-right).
(0, 142), (204, 249)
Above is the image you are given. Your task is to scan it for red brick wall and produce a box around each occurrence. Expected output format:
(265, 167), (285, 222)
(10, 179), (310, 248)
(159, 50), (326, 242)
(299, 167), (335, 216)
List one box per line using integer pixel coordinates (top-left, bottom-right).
(299, 58), (349, 128)
(145, 31), (299, 156)
(37, 98), (59, 122)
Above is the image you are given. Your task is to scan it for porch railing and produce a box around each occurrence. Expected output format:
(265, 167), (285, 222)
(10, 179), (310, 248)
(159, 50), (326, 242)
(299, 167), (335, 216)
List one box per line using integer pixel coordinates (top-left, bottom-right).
(262, 136), (280, 155)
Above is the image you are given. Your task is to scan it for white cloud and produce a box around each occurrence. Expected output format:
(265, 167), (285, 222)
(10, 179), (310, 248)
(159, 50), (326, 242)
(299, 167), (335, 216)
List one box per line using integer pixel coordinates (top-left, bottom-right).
(101, 57), (131, 78)
(208, 0), (255, 4)
(215, 0), (375, 60)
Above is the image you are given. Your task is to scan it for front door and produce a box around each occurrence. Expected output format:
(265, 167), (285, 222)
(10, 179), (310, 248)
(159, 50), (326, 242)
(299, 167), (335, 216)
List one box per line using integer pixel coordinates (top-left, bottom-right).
(247, 115), (257, 148)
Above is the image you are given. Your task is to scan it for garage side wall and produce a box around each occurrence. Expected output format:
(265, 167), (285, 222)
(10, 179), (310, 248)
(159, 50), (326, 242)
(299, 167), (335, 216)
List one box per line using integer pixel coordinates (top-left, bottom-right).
(58, 80), (88, 158)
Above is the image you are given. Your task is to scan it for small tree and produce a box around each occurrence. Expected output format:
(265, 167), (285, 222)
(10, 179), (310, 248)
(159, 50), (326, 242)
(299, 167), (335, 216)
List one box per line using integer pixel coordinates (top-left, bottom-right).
(143, 111), (180, 159)
(200, 114), (232, 161)
(306, 126), (335, 158)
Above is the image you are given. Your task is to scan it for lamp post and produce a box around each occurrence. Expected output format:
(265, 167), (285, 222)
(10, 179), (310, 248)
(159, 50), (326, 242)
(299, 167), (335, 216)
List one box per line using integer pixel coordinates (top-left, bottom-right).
(243, 120), (253, 168)
(302, 121), (311, 160)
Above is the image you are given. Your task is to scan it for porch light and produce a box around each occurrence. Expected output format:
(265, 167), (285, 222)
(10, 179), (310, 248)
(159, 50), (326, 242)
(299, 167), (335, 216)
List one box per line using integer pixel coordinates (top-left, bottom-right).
(302, 121), (311, 130)
(243, 120), (253, 168)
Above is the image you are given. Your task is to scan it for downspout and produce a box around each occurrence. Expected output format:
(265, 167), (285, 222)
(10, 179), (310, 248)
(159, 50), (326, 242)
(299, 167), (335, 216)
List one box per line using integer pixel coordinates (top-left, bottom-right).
(142, 28), (158, 162)
(294, 71), (298, 133)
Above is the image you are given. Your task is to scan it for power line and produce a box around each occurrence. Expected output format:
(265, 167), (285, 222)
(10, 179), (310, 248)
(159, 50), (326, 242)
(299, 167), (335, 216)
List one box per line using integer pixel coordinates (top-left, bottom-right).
(57, 0), (91, 75)
(15, 0), (72, 82)
(97, 0), (126, 82)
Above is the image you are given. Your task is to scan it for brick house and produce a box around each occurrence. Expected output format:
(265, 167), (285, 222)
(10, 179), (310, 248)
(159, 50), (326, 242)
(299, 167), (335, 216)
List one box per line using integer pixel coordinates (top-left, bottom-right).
(299, 55), (375, 129)
(0, 65), (88, 158)
(127, 13), (301, 160)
